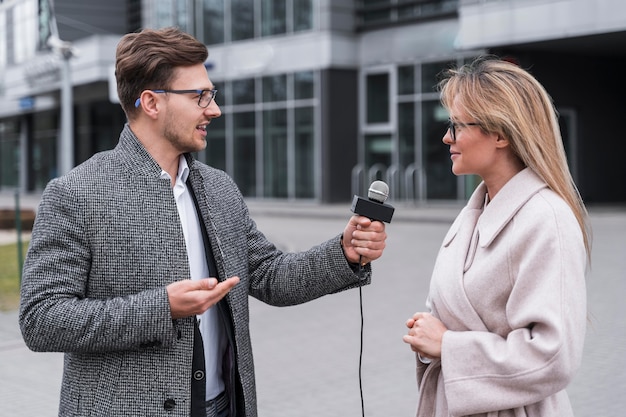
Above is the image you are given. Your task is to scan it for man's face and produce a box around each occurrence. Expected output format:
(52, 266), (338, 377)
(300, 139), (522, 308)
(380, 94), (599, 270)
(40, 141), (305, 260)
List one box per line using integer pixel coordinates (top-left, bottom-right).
(161, 64), (221, 154)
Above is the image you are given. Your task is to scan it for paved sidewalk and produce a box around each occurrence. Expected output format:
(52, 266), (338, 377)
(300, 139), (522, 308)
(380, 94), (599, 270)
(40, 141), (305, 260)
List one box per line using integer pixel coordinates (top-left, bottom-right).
(1, 192), (625, 416)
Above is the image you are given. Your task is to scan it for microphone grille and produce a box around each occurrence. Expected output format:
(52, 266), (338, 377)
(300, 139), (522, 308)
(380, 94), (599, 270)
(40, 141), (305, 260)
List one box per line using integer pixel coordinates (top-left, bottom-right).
(368, 181), (389, 203)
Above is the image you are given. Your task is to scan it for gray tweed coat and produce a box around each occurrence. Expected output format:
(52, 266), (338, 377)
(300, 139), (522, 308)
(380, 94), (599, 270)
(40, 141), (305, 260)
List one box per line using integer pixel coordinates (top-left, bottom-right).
(19, 124), (371, 417)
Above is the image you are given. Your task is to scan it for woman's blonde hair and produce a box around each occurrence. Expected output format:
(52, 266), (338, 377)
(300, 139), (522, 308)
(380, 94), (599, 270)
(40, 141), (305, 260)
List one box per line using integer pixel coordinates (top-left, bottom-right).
(438, 56), (591, 257)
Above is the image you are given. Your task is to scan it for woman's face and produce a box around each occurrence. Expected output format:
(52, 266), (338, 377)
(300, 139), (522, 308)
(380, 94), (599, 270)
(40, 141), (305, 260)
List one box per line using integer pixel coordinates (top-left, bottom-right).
(442, 98), (502, 179)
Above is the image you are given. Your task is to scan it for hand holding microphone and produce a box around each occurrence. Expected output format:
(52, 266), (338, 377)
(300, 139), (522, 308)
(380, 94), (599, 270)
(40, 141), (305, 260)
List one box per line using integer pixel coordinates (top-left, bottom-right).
(341, 181), (393, 265)
(351, 180), (395, 223)
(348, 182), (394, 417)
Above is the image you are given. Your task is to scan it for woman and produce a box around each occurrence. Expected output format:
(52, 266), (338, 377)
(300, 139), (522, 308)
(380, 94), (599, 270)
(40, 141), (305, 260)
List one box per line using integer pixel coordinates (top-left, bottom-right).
(403, 56), (591, 417)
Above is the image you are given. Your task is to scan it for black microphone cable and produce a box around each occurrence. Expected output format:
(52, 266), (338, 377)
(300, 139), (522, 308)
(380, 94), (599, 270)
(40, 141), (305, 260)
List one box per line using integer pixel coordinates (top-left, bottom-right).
(358, 255), (365, 417)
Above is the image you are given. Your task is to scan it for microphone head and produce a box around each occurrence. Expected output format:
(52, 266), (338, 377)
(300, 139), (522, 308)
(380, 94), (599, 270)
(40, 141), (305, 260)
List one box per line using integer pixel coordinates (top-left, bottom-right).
(368, 180), (389, 203)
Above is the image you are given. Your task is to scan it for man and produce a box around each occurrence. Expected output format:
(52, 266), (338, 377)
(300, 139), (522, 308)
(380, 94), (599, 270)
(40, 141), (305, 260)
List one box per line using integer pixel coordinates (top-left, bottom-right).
(19, 27), (387, 417)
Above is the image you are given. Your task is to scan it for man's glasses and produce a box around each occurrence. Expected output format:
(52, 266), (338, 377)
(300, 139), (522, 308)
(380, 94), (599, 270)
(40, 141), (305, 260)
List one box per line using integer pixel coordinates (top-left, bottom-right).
(447, 119), (481, 142)
(134, 89), (218, 108)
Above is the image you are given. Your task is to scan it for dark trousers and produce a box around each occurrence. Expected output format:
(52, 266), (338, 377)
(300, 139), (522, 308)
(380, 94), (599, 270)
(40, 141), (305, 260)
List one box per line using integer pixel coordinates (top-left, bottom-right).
(205, 391), (229, 417)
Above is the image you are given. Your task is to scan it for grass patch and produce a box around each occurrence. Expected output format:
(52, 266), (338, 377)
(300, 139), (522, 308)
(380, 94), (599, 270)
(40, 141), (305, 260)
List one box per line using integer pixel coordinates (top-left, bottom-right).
(0, 239), (29, 311)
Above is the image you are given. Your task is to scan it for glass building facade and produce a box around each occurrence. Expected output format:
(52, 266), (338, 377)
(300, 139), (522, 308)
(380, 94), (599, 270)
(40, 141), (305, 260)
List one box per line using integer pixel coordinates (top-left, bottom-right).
(197, 71), (317, 199)
(1, 0), (625, 203)
(146, 0), (314, 45)
(136, 1), (321, 199)
(140, 0), (471, 201)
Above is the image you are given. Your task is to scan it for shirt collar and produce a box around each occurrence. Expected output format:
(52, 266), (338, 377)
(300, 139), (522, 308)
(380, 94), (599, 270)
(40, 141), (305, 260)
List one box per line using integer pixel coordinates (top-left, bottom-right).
(159, 155), (190, 183)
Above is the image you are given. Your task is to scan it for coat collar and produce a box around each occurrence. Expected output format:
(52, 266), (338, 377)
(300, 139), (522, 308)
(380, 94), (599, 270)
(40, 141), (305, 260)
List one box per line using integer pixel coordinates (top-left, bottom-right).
(114, 123), (198, 179)
(477, 167), (548, 247)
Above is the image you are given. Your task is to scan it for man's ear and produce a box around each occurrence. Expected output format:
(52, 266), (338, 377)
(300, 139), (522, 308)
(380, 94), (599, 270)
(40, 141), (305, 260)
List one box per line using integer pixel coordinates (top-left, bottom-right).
(137, 91), (161, 119)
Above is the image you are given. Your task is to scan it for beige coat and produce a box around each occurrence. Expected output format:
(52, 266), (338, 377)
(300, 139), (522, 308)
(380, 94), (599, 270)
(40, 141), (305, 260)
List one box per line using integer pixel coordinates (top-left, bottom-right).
(415, 168), (587, 417)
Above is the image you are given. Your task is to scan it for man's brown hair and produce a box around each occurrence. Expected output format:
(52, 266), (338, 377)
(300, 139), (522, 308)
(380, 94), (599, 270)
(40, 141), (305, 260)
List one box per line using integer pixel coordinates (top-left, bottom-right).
(115, 27), (209, 119)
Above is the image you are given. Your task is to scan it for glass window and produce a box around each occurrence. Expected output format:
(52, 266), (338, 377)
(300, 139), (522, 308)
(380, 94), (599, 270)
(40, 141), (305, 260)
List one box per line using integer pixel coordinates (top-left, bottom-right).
(262, 75), (287, 102)
(0, 11), (6, 67)
(262, 0), (286, 36)
(212, 80), (225, 107)
(176, 0), (190, 32)
(91, 103), (125, 154)
(74, 102), (123, 165)
(361, 9), (390, 24)
(398, 102), (415, 169)
(202, 0), (224, 44)
(263, 109), (288, 197)
(37, 0), (53, 51)
(13, 0), (37, 64)
(423, 100), (454, 199)
(366, 73), (389, 124)
(232, 78), (255, 105)
(360, 0), (391, 25)
(358, 0), (458, 29)
(397, 4), (416, 20)
(31, 110), (58, 190)
(294, 71), (314, 100)
(198, 0), (312, 43)
(155, 0), (174, 28)
(294, 107), (314, 198)
(0, 136), (19, 188)
(206, 114), (226, 171)
(398, 65), (415, 96)
(422, 61), (452, 93)
(233, 111), (256, 196)
(232, 0), (254, 41)
(0, 118), (20, 188)
(398, 101), (417, 200)
(364, 134), (392, 174)
(362, 0), (391, 5)
(227, 71), (318, 199)
(398, 2), (455, 20)
(293, 0), (313, 32)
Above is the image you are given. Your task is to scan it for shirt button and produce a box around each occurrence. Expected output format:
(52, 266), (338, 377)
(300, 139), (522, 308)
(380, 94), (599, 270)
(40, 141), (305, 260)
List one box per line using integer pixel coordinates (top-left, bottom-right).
(193, 370), (205, 380)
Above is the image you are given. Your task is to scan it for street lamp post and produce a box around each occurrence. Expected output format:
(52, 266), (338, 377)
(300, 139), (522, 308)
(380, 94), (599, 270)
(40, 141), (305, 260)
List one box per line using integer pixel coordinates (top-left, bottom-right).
(49, 38), (77, 177)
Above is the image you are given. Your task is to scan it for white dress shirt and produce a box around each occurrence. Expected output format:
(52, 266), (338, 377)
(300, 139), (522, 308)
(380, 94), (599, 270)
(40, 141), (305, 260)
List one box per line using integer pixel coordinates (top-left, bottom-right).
(164, 156), (226, 400)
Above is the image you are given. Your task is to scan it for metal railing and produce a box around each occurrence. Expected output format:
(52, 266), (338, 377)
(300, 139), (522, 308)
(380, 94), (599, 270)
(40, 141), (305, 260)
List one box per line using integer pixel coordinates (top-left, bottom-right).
(351, 163), (426, 203)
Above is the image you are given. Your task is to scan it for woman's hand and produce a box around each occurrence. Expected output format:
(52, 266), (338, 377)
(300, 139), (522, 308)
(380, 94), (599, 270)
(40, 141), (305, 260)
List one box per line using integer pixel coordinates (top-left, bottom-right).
(402, 312), (448, 359)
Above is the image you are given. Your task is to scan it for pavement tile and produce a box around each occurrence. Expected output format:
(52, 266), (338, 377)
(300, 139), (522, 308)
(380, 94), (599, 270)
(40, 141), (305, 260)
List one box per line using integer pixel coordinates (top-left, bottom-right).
(1, 192), (624, 416)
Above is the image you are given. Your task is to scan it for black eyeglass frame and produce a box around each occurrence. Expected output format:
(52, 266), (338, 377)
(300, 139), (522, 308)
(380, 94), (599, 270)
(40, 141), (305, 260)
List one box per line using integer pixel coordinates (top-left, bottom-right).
(134, 89), (218, 108)
(447, 119), (481, 142)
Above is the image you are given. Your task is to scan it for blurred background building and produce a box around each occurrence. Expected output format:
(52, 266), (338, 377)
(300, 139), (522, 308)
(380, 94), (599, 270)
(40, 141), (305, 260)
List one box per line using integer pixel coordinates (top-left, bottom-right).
(0, 0), (624, 203)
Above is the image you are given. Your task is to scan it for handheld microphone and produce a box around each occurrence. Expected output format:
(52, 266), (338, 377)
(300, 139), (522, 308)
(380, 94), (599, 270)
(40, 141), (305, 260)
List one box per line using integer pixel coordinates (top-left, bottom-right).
(351, 180), (394, 417)
(351, 180), (395, 223)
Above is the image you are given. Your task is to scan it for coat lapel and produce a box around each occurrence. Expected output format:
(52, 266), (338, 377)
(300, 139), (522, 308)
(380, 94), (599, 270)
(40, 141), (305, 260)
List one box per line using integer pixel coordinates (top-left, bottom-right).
(477, 168), (548, 248)
(429, 182), (489, 332)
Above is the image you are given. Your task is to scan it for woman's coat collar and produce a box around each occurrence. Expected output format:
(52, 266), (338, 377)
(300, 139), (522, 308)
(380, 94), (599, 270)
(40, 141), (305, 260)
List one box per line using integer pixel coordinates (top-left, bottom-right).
(443, 168), (548, 247)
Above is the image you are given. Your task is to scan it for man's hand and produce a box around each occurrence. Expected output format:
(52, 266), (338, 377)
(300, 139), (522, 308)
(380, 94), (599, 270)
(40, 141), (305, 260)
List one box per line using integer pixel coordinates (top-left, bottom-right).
(167, 276), (240, 319)
(341, 215), (387, 265)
